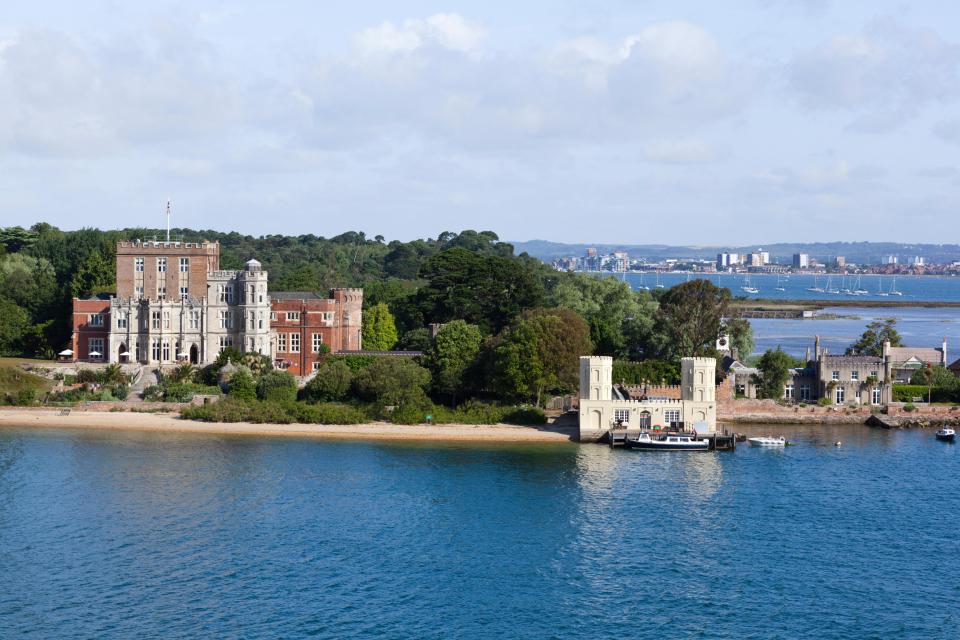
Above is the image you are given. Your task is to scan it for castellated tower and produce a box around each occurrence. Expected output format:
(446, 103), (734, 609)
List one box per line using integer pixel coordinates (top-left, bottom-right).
(579, 356), (613, 401)
(682, 357), (716, 403)
(332, 288), (364, 351)
(236, 259), (272, 355)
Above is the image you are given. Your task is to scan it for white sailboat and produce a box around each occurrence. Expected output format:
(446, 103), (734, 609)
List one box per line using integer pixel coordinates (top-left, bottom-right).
(654, 272), (665, 289)
(853, 275), (868, 295)
(638, 272), (650, 291)
(806, 275), (825, 293)
(741, 274), (759, 294)
(826, 275), (839, 295)
(890, 276), (903, 296)
(876, 276), (889, 297)
(775, 274), (786, 292)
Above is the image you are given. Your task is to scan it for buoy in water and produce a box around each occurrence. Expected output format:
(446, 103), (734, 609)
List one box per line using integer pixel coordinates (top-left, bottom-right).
(834, 441), (842, 447)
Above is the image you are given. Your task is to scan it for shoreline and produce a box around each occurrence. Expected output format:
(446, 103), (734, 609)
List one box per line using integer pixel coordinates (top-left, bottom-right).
(0, 408), (577, 443)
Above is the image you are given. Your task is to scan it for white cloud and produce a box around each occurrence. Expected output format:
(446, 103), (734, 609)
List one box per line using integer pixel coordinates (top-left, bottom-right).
(354, 13), (486, 56)
(788, 19), (960, 129)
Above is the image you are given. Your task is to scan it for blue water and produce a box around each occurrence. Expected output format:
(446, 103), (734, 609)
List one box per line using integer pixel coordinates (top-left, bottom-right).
(2, 427), (958, 638)
(614, 272), (960, 303)
(750, 306), (960, 359)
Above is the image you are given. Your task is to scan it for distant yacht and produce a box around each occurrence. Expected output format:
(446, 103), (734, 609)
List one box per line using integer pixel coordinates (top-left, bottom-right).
(852, 275), (869, 296)
(826, 275), (840, 295)
(806, 275), (825, 293)
(741, 274), (759, 295)
(638, 272), (650, 291)
(890, 276), (903, 296)
(654, 272), (665, 289)
(775, 274), (786, 292)
(876, 276), (889, 297)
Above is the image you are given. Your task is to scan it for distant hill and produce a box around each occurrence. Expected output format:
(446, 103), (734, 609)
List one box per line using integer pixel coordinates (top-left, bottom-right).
(512, 240), (960, 265)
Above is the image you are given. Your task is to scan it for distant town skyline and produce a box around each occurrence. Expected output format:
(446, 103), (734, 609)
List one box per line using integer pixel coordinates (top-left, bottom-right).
(2, 1), (959, 243)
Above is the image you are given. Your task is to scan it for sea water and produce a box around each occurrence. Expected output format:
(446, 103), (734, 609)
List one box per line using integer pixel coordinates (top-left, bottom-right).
(1, 426), (958, 638)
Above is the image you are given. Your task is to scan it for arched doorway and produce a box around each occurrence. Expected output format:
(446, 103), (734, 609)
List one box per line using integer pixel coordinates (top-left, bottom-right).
(590, 410), (602, 430)
(639, 411), (652, 429)
(189, 344), (199, 364)
(118, 342), (128, 362)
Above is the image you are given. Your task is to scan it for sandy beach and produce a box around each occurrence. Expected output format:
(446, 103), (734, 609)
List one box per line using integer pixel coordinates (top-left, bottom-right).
(0, 408), (577, 443)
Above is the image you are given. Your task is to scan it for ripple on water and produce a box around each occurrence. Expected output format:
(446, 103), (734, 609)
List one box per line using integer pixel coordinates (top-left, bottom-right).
(0, 427), (958, 638)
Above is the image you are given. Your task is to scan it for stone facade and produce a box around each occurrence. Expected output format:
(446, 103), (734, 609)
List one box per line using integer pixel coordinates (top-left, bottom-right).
(71, 239), (362, 371)
(578, 356), (718, 441)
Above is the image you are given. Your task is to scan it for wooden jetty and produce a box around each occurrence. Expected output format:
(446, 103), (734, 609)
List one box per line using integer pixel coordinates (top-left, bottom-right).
(608, 429), (737, 451)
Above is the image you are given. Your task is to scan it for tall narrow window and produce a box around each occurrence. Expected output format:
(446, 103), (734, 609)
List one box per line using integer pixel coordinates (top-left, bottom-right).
(163, 312), (170, 329)
(179, 286), (189, 299)
(312, 333), (323, 352)
(277, 333), (287, 352)
(836, 387), (845, 404)
(290, 333), (300, 353)
(88, 313), (104, 327)
(162, 341), (170, 361)
(179, 258), (189, 272)
(134, 257), (144, 272)
(151, 311), (161, 329)
(117, 312), (128, 329)
(152, 339), (161, 361)
(157, 257), (167, 273)
(157, 286), (166, 300)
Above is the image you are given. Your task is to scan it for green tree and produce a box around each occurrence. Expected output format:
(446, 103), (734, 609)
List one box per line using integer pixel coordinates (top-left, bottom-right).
(362, 302), (399, 351)
(256, 370), (298, 403)
(756, 347), (795, 400)
(69, 251), (114, 299)
(228, 367), (257, 401)
(491, 322), (544, 404)
(723, 318), (755, 359)
(301, 359), (353, 402)
(420, 320), (484, 405)
(0, 297), (30, 356)
(846, 319), (903, 356)
(353, 357), (431, 408)
(653, 280), (731, 358)
(410, 248), (544, 334)
(522, 308), (593, 396)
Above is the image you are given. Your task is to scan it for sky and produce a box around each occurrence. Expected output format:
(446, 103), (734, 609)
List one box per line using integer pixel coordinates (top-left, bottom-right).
(1, 1), (959, 245)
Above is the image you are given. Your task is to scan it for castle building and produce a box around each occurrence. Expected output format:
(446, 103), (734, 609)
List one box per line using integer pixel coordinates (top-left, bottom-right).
(71, 240), (361, 370)
(578, 356), (717, 441)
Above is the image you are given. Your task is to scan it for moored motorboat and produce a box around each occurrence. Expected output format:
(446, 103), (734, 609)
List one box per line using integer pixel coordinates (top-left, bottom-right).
(748, 436), (787, 447)
(935, 428), (955, 442)
(625, 432), (710, 451)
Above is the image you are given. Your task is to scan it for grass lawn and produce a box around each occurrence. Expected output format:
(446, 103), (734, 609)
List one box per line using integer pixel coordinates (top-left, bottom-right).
(0, 365), (54, 396)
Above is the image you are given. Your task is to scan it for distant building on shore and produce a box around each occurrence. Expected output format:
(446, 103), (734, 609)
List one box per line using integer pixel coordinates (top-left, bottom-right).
(578, 356), (717, 440)
(71, 239), (362, 374)
(792, 253), (809, 269)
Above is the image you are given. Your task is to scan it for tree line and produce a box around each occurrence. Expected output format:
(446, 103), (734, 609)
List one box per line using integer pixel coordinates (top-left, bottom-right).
(0, 223), (752, 407)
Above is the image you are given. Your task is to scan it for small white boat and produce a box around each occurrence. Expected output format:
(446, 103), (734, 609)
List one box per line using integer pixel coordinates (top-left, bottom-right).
(935, 428), (955, 442)
(748, 436), (787, 447)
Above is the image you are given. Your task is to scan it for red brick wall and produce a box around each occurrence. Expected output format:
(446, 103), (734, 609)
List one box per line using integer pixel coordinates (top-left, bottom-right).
(115, 240), (219, 300)
(71, 299), (111, 361)
(271, 298), (341, 376)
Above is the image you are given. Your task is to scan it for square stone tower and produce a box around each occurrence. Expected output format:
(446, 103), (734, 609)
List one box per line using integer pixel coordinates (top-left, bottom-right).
(579, 356), (613, 401)
(682, 357), (716, 403)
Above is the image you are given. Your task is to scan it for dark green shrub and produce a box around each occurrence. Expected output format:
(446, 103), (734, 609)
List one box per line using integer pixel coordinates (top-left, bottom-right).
(15, 389), (36, 406)
(143, 385), (163, 401)
(256, 370), (298, 403)
(228, 368), (256, 401)
(301, 360), (352, 402)
(75, 369), (98, 384)
(817, 397), (832, 406)
(113, 385), (129, 400)
(502, 407), (547, 425)
(904, 403), (916, 412)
